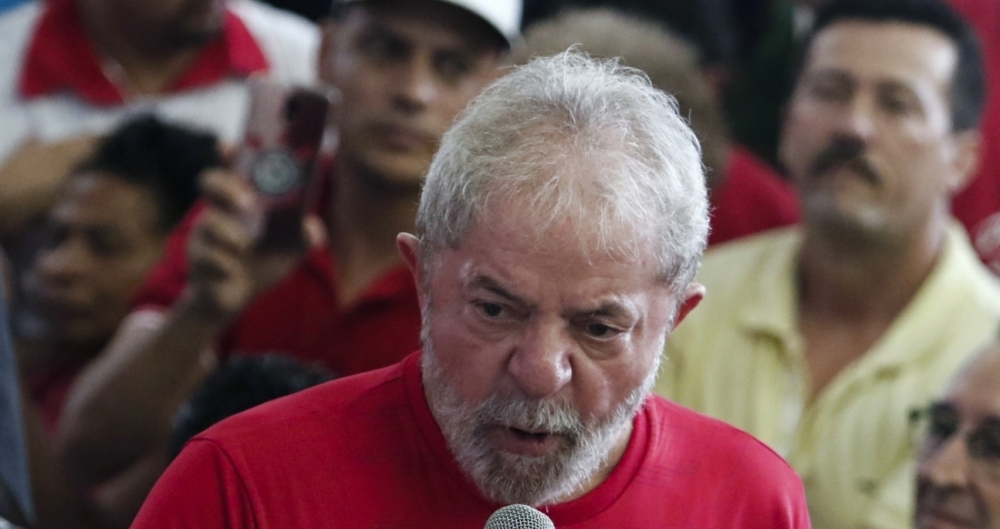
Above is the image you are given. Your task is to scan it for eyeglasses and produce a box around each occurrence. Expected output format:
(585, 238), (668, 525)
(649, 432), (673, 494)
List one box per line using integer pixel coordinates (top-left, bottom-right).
(910, 402), (1000, 481)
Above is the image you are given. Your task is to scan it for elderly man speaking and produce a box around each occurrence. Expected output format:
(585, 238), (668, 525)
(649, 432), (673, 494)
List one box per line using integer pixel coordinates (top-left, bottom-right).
(129, 52), (810, 528)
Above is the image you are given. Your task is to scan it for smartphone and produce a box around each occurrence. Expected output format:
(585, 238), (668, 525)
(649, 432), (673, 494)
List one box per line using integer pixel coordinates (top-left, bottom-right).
(235, 77), (336, 251)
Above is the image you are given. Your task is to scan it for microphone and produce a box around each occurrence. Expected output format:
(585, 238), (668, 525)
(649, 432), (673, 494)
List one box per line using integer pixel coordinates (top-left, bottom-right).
(484, 504), (555, 529)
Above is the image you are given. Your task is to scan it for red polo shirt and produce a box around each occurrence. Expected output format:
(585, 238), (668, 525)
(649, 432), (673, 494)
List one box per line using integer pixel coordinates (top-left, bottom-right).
(132, 171), (422, 377)
(18, 0), (269, 104)
(132, 352), (811, 529)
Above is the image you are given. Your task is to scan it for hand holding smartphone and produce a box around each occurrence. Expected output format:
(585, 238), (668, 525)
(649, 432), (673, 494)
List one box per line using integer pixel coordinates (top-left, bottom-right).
(235, 77), (337, 252)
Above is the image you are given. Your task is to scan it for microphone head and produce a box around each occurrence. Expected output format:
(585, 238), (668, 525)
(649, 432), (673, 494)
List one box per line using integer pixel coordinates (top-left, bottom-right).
(484, 504), (555, 529)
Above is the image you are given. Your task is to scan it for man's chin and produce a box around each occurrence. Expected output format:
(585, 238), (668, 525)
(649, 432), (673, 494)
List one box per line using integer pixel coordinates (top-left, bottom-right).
(166, 25), (224, 49)
(472, 447), (579, 506)
(354, 162), (426, 195)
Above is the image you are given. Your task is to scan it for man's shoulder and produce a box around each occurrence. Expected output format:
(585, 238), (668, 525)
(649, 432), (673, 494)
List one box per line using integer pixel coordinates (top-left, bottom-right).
(644, 397), (807, 518)
(228, 0), (318, 83)
(647, 396), (796, 475)
(694, 227), (801, 308)
(702, 227), (800, 271)
(934, 224), (1000, 319)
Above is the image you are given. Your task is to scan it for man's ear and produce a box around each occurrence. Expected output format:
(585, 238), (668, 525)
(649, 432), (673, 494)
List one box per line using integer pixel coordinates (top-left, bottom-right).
(671, 283), (705, 330)
(946, 129), (982, 195)
(397, 233), (426, 308)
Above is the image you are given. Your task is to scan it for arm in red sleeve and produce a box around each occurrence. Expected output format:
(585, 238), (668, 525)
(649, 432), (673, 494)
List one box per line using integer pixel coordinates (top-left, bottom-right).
(130, 202), (205, 311)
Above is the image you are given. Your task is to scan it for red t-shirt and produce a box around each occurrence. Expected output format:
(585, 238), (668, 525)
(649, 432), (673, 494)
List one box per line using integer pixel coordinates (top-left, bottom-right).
(948, 0), (1000, 271)
(130, 175), (421, 377)
(132, 352), (811, 529)
(708, 146), (801, 247)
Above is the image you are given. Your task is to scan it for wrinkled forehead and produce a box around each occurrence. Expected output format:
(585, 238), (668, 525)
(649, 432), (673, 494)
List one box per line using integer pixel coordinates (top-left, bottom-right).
(471, 190), (660, 276)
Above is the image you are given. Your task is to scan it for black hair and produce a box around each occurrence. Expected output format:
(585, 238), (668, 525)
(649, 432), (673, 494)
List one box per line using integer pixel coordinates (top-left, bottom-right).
(805, 0), (985, 132)
(169, 354), (335, 458)
(74, 114), (222, 232)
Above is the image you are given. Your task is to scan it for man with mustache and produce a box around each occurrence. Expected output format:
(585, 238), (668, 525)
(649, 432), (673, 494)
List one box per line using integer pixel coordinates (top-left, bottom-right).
(0, 0), (318, 238)
(128, 50), (810, 529)
(913, 339), (1000, 529)
(655, 0), (1000, 528)
(56, 0), (517, 524)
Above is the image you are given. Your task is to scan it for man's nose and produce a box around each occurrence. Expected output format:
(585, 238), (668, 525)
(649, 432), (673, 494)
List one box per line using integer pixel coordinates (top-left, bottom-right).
(391, 57), (438, 114)
(832, 93), (877, 143)
(35, 238), (88, 284)
(917, 433), (972, 489)
(507, 319), (573, 400)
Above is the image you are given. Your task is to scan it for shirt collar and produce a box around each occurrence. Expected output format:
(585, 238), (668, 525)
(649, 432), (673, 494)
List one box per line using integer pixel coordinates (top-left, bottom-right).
(737, 224), (999, 372)
(18, 0), (269, 105)
(737, 228), (803, 344)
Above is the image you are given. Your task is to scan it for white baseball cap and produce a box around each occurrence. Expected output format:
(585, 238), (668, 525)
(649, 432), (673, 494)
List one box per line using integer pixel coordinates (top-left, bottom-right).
(339, 0), (522, 48)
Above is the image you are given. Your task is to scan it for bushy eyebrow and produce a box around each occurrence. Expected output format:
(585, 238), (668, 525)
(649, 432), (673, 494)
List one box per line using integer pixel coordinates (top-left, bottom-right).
(463, 272), (640, 323)
(578, 302), (635, 321)
(805, 68), (923, 97)
(467, 275), (530, 307)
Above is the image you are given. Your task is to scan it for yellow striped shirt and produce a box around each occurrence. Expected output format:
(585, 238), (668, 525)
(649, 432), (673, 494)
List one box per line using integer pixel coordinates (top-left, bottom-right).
(657, 224), (1000, 529)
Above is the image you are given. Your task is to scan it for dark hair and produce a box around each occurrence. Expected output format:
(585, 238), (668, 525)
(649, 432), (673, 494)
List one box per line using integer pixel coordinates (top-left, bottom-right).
(169, 354), (335, 458)
(74, 115), (221, 232)
(803, 0), (985, 132)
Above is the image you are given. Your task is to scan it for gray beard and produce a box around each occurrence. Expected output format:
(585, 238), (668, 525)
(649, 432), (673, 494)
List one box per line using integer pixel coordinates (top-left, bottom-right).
(421, 338), (658, 506)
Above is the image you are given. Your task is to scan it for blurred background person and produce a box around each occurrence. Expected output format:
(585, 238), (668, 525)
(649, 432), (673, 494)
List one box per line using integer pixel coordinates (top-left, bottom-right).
(55, 2), (519, 528)
(912, 337), (1000, 529)
(723, 0), (1000, 273)
(16, 115), (219, 529)
(514, 7), (800, 246)
(657, 0), (1000, 527)
(0, 0), (317, 244)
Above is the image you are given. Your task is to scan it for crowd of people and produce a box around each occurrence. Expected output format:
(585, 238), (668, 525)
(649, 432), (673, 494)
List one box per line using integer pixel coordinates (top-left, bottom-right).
(0, 0), (998, 527)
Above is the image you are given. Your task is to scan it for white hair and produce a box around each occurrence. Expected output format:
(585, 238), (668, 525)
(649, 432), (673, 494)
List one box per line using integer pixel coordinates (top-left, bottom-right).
(416, 50), (709, 286)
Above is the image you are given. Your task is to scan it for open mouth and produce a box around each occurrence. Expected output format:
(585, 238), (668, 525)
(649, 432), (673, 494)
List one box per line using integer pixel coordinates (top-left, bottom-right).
(495, 426), (562, 456)
(508, 427), (552, 442)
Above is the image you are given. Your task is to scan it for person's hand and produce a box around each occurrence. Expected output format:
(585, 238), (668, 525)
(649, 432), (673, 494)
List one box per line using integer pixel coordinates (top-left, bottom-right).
(182, 170), (324, 321)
